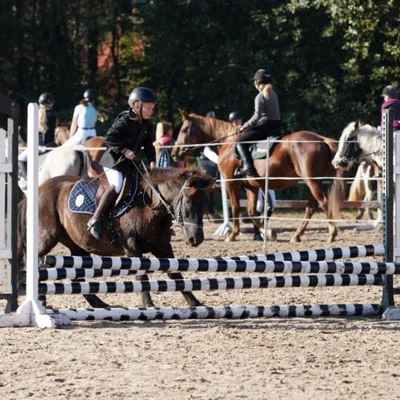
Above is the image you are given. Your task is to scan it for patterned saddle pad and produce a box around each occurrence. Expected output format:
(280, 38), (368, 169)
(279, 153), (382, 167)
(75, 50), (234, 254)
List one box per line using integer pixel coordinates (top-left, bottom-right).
(68, 175), (139, 218)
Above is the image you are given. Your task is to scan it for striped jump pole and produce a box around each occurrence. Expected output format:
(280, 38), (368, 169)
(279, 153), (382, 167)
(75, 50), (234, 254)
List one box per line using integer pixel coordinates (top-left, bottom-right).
(20, 274), (384, 296)
(55, 303), (380, 321)
(28, 260), (400, 281)
(43, 243), (385, 270)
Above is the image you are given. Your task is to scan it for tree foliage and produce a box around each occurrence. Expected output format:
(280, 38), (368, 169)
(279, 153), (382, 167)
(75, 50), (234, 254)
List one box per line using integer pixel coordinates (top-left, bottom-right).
(0, 0), (399, 137)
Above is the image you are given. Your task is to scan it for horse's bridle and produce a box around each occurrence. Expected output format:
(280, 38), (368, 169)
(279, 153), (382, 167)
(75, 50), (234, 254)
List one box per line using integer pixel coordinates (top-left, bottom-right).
(142, 175), (203, 229)
(338, 135), (362, 164)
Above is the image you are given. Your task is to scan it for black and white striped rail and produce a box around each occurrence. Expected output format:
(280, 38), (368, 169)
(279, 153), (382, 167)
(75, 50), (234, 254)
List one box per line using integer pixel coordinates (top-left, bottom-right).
(30, 261), (400, 281)
(43, 243), (385, 270)
(21, 274), (384, 295)
(55, 303), (380, 321)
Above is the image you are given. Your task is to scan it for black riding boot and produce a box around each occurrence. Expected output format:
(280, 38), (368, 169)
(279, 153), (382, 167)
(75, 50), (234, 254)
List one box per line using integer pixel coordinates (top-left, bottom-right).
(87, 185), (118, 240)
(18, 160), (27, 180)
(236, 144), (256, 176)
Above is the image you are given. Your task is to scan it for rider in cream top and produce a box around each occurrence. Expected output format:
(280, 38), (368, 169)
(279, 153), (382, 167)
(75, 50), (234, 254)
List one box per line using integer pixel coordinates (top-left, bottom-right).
(64, 89), (98, 146)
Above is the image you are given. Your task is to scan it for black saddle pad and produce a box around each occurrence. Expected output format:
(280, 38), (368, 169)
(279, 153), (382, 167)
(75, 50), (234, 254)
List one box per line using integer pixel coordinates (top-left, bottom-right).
(233, 136), (281, 160)
(68, 174), (139, 218)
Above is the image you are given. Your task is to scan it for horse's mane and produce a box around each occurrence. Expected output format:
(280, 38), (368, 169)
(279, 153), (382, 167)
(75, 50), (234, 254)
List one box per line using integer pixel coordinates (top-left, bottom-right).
(188, 113), (238, 143)
(342, 121), (378, 139)
(149, 167), (203, 184)
(340, 121), (383, 164)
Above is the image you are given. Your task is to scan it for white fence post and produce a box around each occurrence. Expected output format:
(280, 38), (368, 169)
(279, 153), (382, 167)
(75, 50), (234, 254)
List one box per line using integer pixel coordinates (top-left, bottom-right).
(15, 103), (70, 327)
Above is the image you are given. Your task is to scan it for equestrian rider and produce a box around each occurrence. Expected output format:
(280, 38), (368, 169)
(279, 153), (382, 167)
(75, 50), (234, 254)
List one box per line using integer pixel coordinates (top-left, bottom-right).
(235, 70), (281, 176)
(18, 92), (56, 180)
(381, 85), (400, 132)
(87, 87), (157, 239)
(64, 88), (98, 146)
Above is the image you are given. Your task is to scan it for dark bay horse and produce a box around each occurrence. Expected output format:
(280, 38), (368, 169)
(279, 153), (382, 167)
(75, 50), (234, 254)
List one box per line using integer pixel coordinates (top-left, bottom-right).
(172, 111), (345, 243)
(18, 167), (215, 308)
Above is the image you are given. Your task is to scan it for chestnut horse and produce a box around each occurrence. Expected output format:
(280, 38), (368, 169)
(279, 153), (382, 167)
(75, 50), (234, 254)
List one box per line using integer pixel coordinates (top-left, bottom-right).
(172, 111), (345, 243)
(18, 167), (215, 308)
(55, 126), (107, 161)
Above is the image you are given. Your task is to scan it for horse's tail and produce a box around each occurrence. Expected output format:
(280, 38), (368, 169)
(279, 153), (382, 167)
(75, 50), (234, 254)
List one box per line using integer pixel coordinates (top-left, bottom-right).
(323, 137), (346, 221)
(17, 196), (27, 270)
(327, 168), (346, 221)
(78, 149), (92, 176)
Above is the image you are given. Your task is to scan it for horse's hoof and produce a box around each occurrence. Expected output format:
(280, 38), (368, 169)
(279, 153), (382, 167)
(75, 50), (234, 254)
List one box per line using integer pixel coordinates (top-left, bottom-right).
(253, 233), (263, 241)
(225, 236), (236, 242)
(290, 236), (301, 243)
(262, 228), (277, 241)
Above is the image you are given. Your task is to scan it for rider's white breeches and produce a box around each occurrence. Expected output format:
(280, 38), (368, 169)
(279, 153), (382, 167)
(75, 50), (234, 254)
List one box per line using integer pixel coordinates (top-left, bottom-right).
(104, 167), (123, 193)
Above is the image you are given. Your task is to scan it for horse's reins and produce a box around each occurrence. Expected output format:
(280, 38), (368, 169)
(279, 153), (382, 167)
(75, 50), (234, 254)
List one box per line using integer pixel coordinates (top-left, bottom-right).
(135, 161), (201, 229)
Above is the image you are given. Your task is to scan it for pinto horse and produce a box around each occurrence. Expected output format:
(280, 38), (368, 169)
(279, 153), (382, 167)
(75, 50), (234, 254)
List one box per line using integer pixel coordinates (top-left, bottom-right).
(348, 161), (380, 220)
(172, 111), (345, 243)
(332, 122), (383, 222)
(37, 136), (107, 185)
(17, 167), (215, 308)
(332, 121), (383, 170)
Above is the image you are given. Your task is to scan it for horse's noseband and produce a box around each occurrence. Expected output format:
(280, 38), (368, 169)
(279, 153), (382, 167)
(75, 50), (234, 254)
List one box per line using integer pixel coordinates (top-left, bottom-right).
(340, 136), (361, 163)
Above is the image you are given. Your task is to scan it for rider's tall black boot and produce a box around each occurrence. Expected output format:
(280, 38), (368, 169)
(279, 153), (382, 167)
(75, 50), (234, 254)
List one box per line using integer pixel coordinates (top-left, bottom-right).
(87, 185), (118, 240)
(235, 144), (256, 176)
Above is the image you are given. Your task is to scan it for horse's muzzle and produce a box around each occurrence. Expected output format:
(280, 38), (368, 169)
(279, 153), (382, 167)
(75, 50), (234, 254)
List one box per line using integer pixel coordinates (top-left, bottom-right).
(332, 157), (350, 170)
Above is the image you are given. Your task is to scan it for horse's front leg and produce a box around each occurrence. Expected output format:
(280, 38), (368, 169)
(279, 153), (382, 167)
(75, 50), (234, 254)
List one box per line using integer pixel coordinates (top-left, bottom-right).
(123, 239), (156, 308)
(136, 273), (156, 308)
(225, 178), (241, 242)
(64, 243), (112, 309)
(154, 244), (203, 307)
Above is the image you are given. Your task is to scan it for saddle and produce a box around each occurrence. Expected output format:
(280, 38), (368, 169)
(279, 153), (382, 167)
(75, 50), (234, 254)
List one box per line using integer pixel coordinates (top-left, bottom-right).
(88, 160), (133, 205)
(233, 136), (281, 160)
(68, 161), (139, 217)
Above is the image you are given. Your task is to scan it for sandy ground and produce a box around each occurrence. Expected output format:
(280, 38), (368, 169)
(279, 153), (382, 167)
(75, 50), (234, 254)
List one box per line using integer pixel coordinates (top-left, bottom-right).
(1, 211), (400, 400)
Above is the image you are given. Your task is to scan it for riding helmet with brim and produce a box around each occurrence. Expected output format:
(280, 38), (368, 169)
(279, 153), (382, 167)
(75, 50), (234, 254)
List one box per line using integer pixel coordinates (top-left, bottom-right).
(253, 69), (272, 84)
(229, 111), (241, 122)
(83, 88), (96, 100)
(128, 87), (157, 107)
(381, 85), (398, 99)
(38, 92), (54, 105)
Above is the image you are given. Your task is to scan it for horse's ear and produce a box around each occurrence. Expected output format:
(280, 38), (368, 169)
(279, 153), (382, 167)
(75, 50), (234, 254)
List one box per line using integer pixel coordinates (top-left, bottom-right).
(355, 121), (360, 130)
(179, 109), (190, 121)
(187, 173), (216, 191)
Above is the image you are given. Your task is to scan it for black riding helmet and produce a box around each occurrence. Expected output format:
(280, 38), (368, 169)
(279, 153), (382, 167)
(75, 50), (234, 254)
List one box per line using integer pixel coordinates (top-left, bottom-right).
(83, 88), (96, 100)
(128, 87), (157, 108)
(229, 111), (241, 122)
(253, 69), (272, 85)
(38, 92), (54, 106)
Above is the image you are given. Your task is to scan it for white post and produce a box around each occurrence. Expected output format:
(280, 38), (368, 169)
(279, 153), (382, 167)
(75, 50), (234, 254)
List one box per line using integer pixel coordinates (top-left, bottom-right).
(214, 177), (233, 236)
(262, 139), (271, 250)
(200, 146), (232, 236)
(16, 103), (70, 327)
